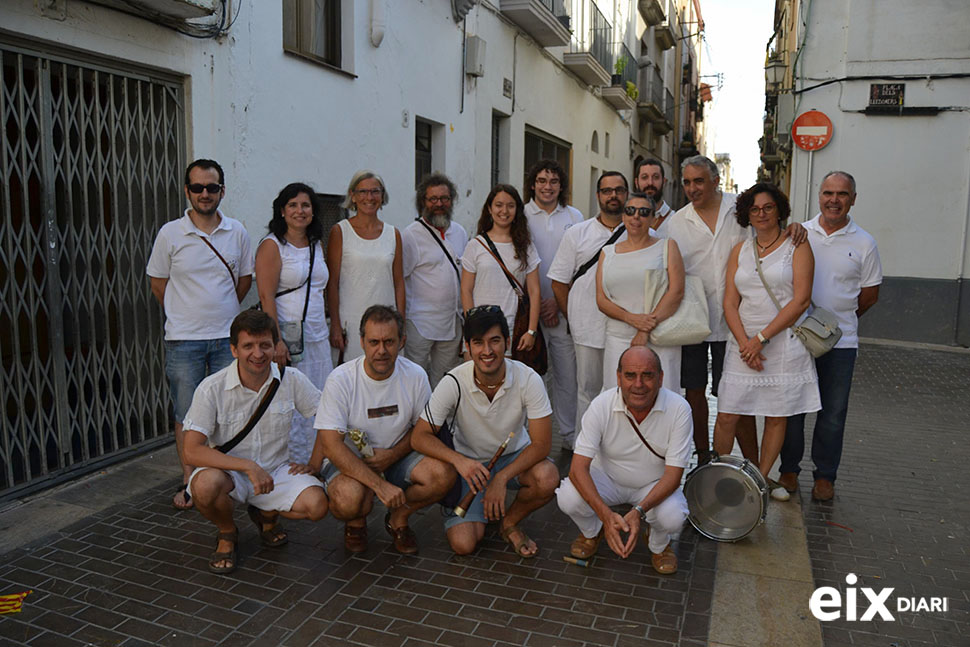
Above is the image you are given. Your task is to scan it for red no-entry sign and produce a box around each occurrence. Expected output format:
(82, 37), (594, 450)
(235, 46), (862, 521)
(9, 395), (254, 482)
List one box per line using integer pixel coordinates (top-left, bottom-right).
(792, 110), (833, 151)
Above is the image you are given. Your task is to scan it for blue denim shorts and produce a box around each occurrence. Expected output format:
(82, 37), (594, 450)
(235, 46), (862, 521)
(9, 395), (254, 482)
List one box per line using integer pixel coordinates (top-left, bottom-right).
(164, 338), (233, 422)
(320, 450), (426, 493)
(443, 447), (530, 530)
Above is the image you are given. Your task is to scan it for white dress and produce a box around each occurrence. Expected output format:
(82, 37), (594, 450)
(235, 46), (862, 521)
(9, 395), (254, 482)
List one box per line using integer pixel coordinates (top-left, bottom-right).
(600, 241), (681, 392)
(461, 236), (540, 338)
(717, 239), (821, 417)
(334, 217), (397, 364)
(259, 237), (334, 463)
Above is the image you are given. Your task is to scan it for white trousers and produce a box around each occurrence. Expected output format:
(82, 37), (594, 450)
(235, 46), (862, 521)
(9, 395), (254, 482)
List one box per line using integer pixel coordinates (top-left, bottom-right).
(556, 465), (688, 554)
(602, 334), (681, 393)
(574, 343), (605, 438)
(541, 317), (577, 443)
(289, 338), (333, 464)
(404, 317), (462, 389)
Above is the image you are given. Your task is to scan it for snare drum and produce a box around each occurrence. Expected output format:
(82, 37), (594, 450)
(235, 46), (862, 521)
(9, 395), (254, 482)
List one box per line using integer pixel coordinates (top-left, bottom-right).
(683, 454), (768, 542)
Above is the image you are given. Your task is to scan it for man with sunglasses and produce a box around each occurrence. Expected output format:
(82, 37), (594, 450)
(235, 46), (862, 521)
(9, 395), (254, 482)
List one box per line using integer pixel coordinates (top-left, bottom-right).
(147, 158), (254, 510)
(548, 171), (629, 441)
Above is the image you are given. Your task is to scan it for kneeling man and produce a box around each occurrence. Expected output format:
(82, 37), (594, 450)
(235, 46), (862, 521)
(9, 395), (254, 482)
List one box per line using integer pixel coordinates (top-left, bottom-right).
(183, 310), (328, 575)
(412, 305), (560, 557)
(310, 305), (454, 554)
(557, 346), (691, 574)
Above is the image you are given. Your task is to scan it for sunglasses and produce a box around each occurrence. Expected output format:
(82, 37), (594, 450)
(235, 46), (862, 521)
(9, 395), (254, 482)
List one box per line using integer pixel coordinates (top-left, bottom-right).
(186, 183), (223, 194)
(623, 206), (654, 217)
(466, 304), (503, 318)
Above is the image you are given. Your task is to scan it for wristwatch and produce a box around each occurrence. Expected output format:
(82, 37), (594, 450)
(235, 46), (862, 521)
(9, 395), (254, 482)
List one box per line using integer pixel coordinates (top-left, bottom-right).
(757, 331), (769, 345)
(633, 504), (647, 521)
(526, 329), (536, 337)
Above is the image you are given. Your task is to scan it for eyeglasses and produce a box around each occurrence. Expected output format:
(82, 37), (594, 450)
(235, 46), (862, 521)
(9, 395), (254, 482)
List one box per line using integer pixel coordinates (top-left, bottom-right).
(186, 183), (222, 194)
(426, 196), (452, 205)
(355, 188), (383, 196)
(466, 304), (503, 318)
(749, 203), (778, 216)
(623, 206), (654, 218)
(598, 186), (629, 196)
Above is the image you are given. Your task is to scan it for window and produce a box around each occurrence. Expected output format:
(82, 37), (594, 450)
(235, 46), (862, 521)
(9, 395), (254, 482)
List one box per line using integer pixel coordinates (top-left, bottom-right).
(491, 113), (509, 187)
(283, 0), (341, 68)
(415, 119), (433, 188)
(524, 127), (571, 198)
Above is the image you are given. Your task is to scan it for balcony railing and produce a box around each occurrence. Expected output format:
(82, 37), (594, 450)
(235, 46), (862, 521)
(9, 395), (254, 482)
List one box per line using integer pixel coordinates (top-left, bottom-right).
(664, 89), (674, 125)
(564, 0), (612, 86)
(589, 2), (612, 75)
(649, 66), (664, 109)
(615, 43), (637, 88)
(538, 0), (570, 23)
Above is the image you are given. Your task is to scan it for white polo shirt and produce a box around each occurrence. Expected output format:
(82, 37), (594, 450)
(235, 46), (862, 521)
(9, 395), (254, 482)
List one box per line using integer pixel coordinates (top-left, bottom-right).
(314, 355), (431, 456)
(663, 193), (745, 341)
(804, 214), (882, 349)
(402, 219), (468, 341)
(525, 200), (584, 299)
(146, 210), (254, 340)
(183, 361), (320, 472)
(421, 359), (552, 462)
(547, 216), (627, 348)
(654, 201), (673, 236)
(575, 387), (693, 489)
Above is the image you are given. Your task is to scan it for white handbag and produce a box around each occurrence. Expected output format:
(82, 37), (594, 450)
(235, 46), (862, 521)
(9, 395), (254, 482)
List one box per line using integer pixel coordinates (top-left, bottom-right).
(643, 240), (711, 347)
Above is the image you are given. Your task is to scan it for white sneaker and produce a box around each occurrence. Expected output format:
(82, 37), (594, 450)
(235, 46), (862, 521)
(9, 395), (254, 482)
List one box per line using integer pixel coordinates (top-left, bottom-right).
(769, 482), (791, 502)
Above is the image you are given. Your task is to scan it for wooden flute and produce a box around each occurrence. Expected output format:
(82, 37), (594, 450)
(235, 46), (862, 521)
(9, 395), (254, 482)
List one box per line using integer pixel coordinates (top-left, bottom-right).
(453, 429), (516, 518)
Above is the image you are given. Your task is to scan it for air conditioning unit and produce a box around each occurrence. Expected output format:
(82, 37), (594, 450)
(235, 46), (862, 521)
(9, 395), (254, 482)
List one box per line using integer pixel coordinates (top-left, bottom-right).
(465, 35), (486, 77)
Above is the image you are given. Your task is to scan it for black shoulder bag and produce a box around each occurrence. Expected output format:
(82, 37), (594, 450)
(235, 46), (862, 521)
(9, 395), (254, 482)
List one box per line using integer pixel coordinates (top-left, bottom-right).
(569, 223), (626, 286)
(215, 366), (286, 454)
(423, 373), (464, 508)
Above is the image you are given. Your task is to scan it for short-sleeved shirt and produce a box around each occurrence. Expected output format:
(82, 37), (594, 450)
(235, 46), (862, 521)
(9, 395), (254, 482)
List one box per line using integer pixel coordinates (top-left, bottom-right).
(546, 216), (628, 348)
(804, 214), (882, 349)
(663, 194), (746, 342)
(183, 361), (320, 472)
(575, 387), (693, 489)
(462, 237), (540, 331)
(146, 210), (254, 340)
(525, 200), (583, 299)
(401, 219), (468, 341)
(421, 359), (552, 461)
(313, 356), (431, 456)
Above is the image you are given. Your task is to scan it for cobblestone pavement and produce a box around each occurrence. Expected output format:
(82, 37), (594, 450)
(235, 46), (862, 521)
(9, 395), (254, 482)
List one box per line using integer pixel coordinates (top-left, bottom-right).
(790, 343), (970, 647)
(0, 449), (715, 647)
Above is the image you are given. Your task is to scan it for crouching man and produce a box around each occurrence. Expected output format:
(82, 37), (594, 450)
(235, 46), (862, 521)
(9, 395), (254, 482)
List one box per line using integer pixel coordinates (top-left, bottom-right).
(183, 310), (328, 575)
(557, 346), (691, 574)
(411, 305), (559, 558)
(309, 305), (455, 555)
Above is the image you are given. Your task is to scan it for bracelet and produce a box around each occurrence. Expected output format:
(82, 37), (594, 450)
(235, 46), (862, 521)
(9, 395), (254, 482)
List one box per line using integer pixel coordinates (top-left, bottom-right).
(633, 504), (646, 520)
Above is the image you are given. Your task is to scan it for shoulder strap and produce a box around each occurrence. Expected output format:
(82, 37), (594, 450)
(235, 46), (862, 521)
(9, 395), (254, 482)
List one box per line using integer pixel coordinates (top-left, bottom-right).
(423, 373), (461, 433)
(216, 365), (285, 454)
(299, 243), (315, 323)
(752, 241), (785, 313)
(623, 412), (665, 460)
(274, 240), (315, 298)
(417, 218), (461, 281)
(199, 236), (237, 288)
(476, 234), (524, 295)
(570, 223), (626, 285)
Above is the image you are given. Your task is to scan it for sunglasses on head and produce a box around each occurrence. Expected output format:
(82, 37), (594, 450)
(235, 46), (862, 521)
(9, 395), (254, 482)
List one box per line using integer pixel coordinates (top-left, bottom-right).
(623, 206), (654, 217)
(466, 304), (503, 318)
(186, 183), (223, 194)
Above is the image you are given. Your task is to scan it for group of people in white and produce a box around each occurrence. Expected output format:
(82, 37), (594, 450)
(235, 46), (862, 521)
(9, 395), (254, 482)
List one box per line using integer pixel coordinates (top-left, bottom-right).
(148, 155), (881, 575)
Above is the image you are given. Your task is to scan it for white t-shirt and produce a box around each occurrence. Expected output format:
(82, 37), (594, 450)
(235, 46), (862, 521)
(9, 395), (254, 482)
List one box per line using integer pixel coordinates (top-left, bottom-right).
(663, 193), (746, 341)
(546, 216), (628, 348)
(257, 237), (330, 342)
(183, 362), (320, 472)
(314, 355), (431, 456)
(421, 359), (552, 461)
(525, 200), (583, 299)
(804, 215), (882, 349)
(402, 219), (468, 341)
(462, 236), (540, 331)
(575, 387), (693, 489)
(146, 210), (254, 340)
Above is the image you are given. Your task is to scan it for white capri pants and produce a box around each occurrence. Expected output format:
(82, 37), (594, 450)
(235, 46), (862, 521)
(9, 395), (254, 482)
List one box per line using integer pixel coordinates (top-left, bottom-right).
(556, 464), (688, 555)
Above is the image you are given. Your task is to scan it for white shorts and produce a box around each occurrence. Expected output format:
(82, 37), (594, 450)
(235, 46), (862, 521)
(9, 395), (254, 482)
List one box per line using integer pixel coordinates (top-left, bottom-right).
(187, 462), (323, 512)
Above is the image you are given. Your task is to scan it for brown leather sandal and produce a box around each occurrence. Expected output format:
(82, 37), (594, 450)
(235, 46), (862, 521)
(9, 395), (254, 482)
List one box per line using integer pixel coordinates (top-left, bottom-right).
(246, 505), (288, 547)
(500, 524), (538, 559)
(344, 523), (368, 553)
(208, 527), (238, 574)
(384, 512), (418, 555)
(569, 530), (603, 559)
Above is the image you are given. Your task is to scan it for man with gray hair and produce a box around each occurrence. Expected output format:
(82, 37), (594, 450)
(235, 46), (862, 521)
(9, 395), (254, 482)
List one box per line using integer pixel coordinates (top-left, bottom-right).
(401, 173), (468, 387)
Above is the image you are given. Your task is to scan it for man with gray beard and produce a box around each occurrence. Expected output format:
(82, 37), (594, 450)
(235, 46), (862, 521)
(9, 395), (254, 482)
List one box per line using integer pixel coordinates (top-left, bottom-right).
(401, 173), (469, 386)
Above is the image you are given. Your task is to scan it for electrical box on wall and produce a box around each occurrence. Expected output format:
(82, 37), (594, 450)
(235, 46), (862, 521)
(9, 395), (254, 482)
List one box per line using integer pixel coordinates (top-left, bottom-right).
(465, 36), (486, 77)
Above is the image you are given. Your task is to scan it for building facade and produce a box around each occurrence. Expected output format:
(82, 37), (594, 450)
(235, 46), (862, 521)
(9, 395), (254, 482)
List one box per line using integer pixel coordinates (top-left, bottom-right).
(759, 0), (970, 346)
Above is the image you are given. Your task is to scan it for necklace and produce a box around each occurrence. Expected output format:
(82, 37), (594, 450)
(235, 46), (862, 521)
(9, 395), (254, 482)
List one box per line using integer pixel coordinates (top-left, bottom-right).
(756, 230), (782, 253)
(474, 375), (504, 391)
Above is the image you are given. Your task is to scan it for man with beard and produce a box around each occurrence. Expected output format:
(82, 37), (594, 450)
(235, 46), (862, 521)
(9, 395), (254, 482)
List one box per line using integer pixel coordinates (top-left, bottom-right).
(634, 158), (673, 232)
(148, 158), (254, 510)
(523, 160), (582, 450)
(402, 173), (468, 387)
(548, 172), (629, 438)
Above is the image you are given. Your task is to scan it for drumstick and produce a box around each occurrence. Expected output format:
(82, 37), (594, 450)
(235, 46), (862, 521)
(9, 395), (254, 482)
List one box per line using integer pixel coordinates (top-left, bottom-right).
(453, 429), (516, 518)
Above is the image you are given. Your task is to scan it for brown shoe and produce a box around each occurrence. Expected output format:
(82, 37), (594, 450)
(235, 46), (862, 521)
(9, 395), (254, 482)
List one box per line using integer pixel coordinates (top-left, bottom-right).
(384, 513), (418, 555)
(344, 523), (368, 553)
(569, 530), (602, 559)
(777, 472), (799, 493)
(651, 544), (678, 575)
(812, 478), (835, 501)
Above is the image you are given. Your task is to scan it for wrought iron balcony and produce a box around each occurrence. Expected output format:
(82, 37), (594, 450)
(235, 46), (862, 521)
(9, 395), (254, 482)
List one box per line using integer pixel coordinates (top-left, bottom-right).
(638, 0), (665, 26)
(500, 0), (571, 47)
(563, 0), (612, 86)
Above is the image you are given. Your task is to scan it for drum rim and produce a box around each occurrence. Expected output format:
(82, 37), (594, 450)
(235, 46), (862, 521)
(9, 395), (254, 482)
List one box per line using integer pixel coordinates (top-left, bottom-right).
(684, 454), (769, 542)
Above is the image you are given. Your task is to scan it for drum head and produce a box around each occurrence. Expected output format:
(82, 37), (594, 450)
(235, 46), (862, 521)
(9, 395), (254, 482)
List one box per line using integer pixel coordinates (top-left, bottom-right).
(684, 457), (767, 542)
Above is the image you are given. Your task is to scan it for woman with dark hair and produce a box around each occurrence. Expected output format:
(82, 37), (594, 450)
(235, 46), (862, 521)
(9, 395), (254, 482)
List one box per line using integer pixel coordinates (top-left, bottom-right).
(255, 182), (333, 463)
(714, 183), (820, 502)
(460, 185), (540, 354)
